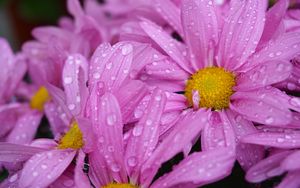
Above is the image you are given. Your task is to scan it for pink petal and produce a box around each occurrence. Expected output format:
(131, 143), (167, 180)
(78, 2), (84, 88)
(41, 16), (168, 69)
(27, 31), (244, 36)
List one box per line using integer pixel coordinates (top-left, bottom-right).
(236, 60), (292, 91)
(201, 111), (236, 151)
(0, 143), (46, 163)
(49, 166), (76, 188)
(241, 132), (300, 149)
(67, 0), (84, 18)
(144, 58), (189, 81)
(217, 0), (265, 71)
(94, 93), (127, 182)
(74, 150), (90, 187)
(246, 151), (291, 183)
(153, 0), (183, 36)
(115, 80), (149, 124)
(257, 0), (288, 49)
(151, 148), (235, 188)
(88, 42), (133, 92)
(19, 149), (76, 188)
(46, 83), (73, 123)
(281, 150), (300, 171)
(30, 138), (57, 149)
(276, 171), (300, 188)
(77, 118), (95, 153)
(44, 102), (68, 136)
(246, 32), (300, 71)
(140, 109), (210, 187)
(63, 54), (88, 117)
(140, 19), (192, 73)
(0, 103), (26, 138)
(7, 110), (42, 144)
(181, 0), (219, 69)
(125, 89), (166, 181)
(231, 88), (292, 126)
(225, 110), (264, 171)
(0, 171), (21, 188)
(89, 151), (112, 187)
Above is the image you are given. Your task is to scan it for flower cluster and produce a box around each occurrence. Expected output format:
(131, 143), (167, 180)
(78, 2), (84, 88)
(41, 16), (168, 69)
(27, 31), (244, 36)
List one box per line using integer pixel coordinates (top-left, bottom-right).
(1, 0), (300, 187)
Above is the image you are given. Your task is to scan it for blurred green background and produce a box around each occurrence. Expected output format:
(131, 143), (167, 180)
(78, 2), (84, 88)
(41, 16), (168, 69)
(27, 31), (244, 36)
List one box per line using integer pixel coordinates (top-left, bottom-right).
(0, 0), (67, 50)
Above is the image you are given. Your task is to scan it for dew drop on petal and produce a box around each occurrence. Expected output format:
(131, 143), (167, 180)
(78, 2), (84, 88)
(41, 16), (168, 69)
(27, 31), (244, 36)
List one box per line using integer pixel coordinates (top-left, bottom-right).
(265, 117), (274, 124)
(127, 156), (137, 167)
(132, 126), (143, 136)
(121, 44), (133, 55)
(9, 174), (18, 182)
(64, 76), (73, 84)
(106, 114), (117, 126)
(110, 163), (121, 172)
(32, 171), (38, 177)
(63, 180), (74, 187)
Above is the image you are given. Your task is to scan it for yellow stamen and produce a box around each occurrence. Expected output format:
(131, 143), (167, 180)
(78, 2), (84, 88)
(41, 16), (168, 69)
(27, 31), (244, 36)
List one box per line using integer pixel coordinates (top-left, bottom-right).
(30, 86), (50, 111)
(58, 122), (84, 150)
(185, 67), (236, 110)
(102, 183), (137, 188)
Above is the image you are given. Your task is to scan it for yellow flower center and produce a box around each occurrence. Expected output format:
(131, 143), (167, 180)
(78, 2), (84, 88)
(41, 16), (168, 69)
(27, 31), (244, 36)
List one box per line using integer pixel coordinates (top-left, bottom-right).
(102, 183), (137, 188)
(185, 67), (236, 110)
(58, 122), (84, 150)
(30, 86), (51, 111)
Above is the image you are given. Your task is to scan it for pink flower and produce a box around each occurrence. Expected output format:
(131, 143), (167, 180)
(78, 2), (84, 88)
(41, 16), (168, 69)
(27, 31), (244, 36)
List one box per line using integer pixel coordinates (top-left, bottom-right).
(242, 126), (300, 187)
(127, 0), (300, 171)
(87, 89), (235, 188)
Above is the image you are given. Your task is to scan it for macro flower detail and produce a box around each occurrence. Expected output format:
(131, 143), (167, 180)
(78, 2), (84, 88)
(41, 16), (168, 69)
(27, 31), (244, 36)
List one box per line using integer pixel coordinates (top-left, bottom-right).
(0, 0), (300, 187)
(29, 86), (51, 111)
(185, 67), (236, 110)
(57, 121), (84, 150)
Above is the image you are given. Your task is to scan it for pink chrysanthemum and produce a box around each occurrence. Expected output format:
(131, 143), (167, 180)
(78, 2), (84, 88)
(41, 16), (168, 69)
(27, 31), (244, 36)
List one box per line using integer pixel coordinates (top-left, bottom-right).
(128, 0), (300, 170)
(86, 89), (235, 188)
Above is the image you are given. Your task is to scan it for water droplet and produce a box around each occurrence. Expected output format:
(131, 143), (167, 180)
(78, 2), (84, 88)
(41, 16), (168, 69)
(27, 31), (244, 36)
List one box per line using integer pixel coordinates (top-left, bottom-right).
(277, 138), (284, 143)
(127, 156), (137, 167)
(64, 76), (73, 84)
(9, 174), (18, 182)
(110, 163), (121, 172)
(106, 63), (113, 70)
(98, 136), (105, 143)
(146, 119), (153, 126)
(68, 104), (75, 110)
(121, 44), (133, 55)
(134, 109), (143, 118)
(155, 95), (162, 101)
(287, 83), (296, 91)
(290, 97), (300, 107)
(32, 171), (38, 177)
(265, 117), (274, 124)
(132, 126), (143, 136)
(107, 145), (114, 152)
(41, 164), (48, 169)
(106, 114), (117, 126)
(93, 72), (100, 79)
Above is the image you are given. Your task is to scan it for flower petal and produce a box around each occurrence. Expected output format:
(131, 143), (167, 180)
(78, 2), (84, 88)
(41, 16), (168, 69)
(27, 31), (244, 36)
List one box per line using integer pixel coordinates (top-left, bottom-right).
(242, 132), (300, 149)
(140, 109), (210, 187)
(63, 54), (88, 117)
(140, 19), (192, 73)
(181, 0), (219, 69)
(74, 150), (90, 188)
(93, 92), (127, 182)
(231, 88), (292, 126)
(246, 32), (300, 71)
(115, 80), (149, 124)
(7, 110), (43, 144)
(281, 150), (300, 171)
(225, 110), (264, 171)
(236, 60), (292, 91)
(19, 149), (76, 188)
(276, 171), (300, 188)
(151, 148), (235, 188)
(89, 42), (133, 92)
(153, 0), (183, 36)
(0, 143), (46, 163)
(125, 89), (166, 181)
(201, 111), (235, 151)
(217, 0), (265, 71)
(246, 151), (291, 183)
